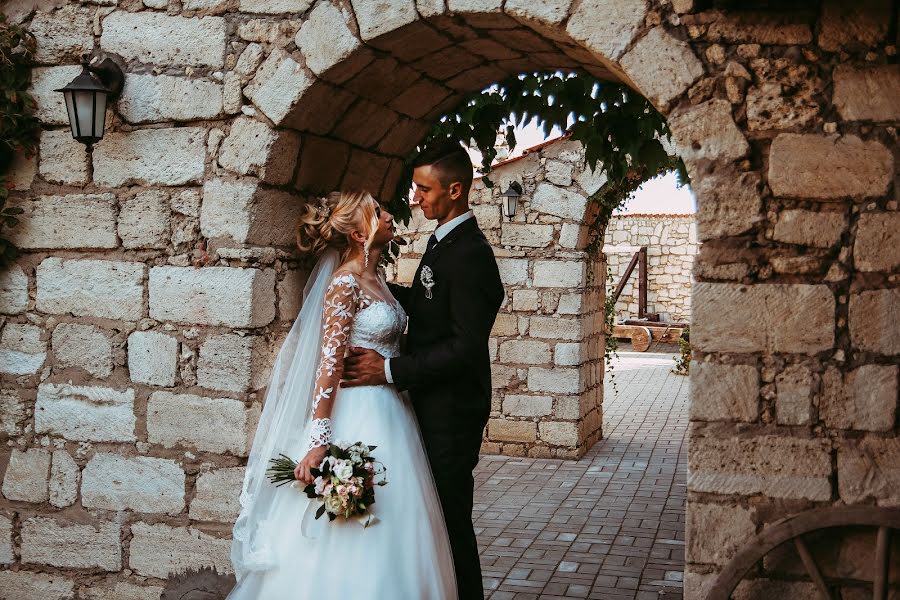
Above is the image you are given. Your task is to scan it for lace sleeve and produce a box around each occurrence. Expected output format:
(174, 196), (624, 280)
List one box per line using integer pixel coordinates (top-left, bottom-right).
(307, 272), (360, 451)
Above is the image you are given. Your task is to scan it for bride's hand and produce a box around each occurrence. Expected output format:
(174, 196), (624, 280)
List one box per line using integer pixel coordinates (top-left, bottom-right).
(294, 446), (328, 485)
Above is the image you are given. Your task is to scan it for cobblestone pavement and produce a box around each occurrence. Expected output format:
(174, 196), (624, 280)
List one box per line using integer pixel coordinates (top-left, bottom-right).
(474, 347), (689, 600)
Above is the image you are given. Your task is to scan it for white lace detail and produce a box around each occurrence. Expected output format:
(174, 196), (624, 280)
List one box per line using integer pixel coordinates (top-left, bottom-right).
(307, 417), (333, 451)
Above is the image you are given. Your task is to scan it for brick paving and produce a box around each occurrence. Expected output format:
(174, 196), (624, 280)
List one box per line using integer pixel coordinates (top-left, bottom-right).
(474, 347), (689, 600)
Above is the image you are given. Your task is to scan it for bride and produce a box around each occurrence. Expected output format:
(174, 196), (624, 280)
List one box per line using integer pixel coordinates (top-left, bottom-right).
(227, 191), (457, 599)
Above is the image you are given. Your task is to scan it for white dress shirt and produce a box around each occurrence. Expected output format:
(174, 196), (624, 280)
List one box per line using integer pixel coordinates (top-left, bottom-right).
(384, 209), (475, 383)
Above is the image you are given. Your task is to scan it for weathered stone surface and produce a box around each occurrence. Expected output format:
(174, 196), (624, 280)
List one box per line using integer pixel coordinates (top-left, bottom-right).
(82, 453), (185, 515)
(30, 5), (94, 63)
(693, 283), (834, 354)
(833, 65), (900, 122)
(688, 434), (832, 501)
(500, 223), (553, 247)
(539, 421), (579, 446)
(502, 394), (553, 417)
(119, 190), (170, 250)
(704, 11), (812, 45)
(2, 448), (50, 503)
(119, 74), (223, 123)
(101, 12), (226, 68)
(818, 0), (891, 51)
(201, 179), (303, 247)
(533, 260), (585, 288)
(0, 514), (11, 564)
(669, 99), (749, 164)
(0, 264), (28, 315)
(0, 389), (26, 437)
(529, 317), (583, 341)
(239, 0), (313, 13)
(129, 522), (232, 578)
(8, 194), (117, 250)
(773, 209), (847, 248)
(687, 503), (755, 566)
(36, 258), (145, 321)
(93, 128), (206, 187)
(838, 437), (900, 506)
(49, 451), (78, 509)
(0, 571), (75, 600)
(0, 323), (47, 376)
(245, 49), (312, 127)
(619, 27), (704, 109)
(29, 66), (82, 125)
(768, 134), (893, 200)
(747, 59), (824, 131)
(775, 363), (813, 425)
(495, 258), (528, 286)
(21, 517), (121, 571)
(554, 342), (583, 366)
(850, 288), (900, 356)
(690, 362), (758, 422)
(565, 0), (645, 60)
(189, 466), (244, 522)
(530, 183), (588, 220)
(51, 323), (113, 378)
(197, 333), (258, 392)
(218, 117), (301, 185)
(733, 580), (822, 600)
(128, 331), (178, 387)
(81, 582), (164, 600)
(694, 171), (761, 240)
(147, 391), (257, 456)
(35, 383), (136, 442)
(854, 212), (900, 273)
(149, 266), (275, 328)
(351, 0), (417, 41)
(296, 2), (362, 77)
(498, 340), (551, 365)
(528, 367), (582, 394)
(488, 419), (537, 443)
(820, 365), (897, 432)
(38, 130), (88, 185)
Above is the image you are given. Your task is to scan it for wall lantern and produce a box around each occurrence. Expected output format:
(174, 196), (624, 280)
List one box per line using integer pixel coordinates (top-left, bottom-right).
(501, 181), (523, 220)
(55, 56), (124, 148)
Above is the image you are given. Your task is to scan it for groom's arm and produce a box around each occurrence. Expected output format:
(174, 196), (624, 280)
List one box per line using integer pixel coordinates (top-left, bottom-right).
(388, 244), (503, 388)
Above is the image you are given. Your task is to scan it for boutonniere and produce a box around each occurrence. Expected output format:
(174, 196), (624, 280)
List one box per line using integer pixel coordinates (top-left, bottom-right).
(420, 266), (435, 300)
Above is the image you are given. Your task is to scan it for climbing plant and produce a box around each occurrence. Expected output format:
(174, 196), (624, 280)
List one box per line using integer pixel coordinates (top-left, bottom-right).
(0, 13), (38, 268)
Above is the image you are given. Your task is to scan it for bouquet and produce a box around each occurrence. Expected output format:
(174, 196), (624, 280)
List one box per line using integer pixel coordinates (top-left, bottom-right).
(266, 441), (387, 527)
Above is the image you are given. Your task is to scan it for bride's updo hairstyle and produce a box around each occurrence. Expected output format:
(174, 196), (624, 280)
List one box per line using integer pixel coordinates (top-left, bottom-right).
(296, 190), (379, 261)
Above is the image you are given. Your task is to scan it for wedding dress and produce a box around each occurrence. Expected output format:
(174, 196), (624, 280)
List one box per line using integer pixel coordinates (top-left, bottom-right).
(227, 250), (457, 600)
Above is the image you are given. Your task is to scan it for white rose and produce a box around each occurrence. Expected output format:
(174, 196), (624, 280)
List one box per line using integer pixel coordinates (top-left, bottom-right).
(323, 494), (343, 514)
(334, 460), (354, 482)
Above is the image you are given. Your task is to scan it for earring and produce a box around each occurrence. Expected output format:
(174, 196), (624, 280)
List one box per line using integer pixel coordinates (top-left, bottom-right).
(364, 241), (370, 269)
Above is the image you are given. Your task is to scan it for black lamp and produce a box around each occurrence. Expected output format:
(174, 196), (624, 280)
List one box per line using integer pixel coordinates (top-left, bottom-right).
(501, 181), (523, 220)
(55, 56), (124, 148)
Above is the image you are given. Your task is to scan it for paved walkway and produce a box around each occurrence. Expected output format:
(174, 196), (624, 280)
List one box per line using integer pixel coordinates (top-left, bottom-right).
(474, 347), (689, 600)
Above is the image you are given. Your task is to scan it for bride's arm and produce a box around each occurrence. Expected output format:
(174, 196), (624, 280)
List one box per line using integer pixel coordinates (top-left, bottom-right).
(295, 272), (360, 483)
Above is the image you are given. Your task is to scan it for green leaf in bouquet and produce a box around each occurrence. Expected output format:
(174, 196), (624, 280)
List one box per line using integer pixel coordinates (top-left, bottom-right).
(315, 504), (326, 520)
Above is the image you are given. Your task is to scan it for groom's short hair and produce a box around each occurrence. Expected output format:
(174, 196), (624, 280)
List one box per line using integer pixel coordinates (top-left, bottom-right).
(412, 140), (473, 195)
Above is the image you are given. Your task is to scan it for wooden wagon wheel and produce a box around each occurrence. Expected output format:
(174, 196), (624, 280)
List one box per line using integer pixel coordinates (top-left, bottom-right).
(707, 506), (900, 600)
(631, 326), (652, 352)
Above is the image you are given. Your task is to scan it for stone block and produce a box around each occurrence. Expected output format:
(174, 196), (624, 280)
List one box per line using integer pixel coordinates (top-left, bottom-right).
(0, 389), (26, 437)
(128, 331), (178, 387)
(690, 362), (758, 422)
(245, 48), (313, 127)
(820, 365), (897, 432)
(149, 266), (275, 327)
(119, 74), (223, 123)
(29, 66), (82, 125)
(147, 391), (257, 455)
(530, 183), (587, 220)
(21, 517), (120, 571)
(81, 582), (164, 600)
(500, 223), (553, 248)
(201, 179), (303, 247)
(833, 65), (900, 122)
(558, 223), (583, 249)
(818, 0), (891, 51)
(746, 58), (824, 132)
(488, 419), (536, 443)
(705, 11), (812, 45)
(490, 313), (518, 337)
(101, 12), (226, 68)
(197, 333), (260, 392)
(687, 503), (755, 565)
(49, 450), (78, 509)
(511, 289), (539, 311)
(8, 194), (117, 250)
(351, 0), (417, 41)
(850, 288), (900, 356)
(619, 27), (704, 109)
(38, 130), (88, 185)
(0, 323), (47, 376)
(554, 342), (583, 366)
(773, 209), (847, 248)
(82, 453), (185, 515)
(296, 2), (362, 77)
(0, 571), (75, 600)
(495, 258), (528, 286)
(36, 258), (144, 321)
(189, 466), (244, 522)
(688, 433), (832, 501)
(51, 323), (113, 378)
(538, 421), (579, 446)
(498, 340), (551, 365)
(0, 514), (11, 564)
(668, 99), (749, 165)
(838, 437), (900, 506)
(527, 367), (582, 394)
(533, 260), (585, 288)
(277, 269), (307, 321)
(30, 5), (93, 63)
(0, 264), (28, 315)
(775, 363), (813, 426)
(854, 212), (900, 272)
(35, 382), (136, 442)
(129, 521), (232, 578)
(119, 190), (170, 249)
(694, 171), (762, 241)
(218, 117), (301, 185)
(502, 394), (552, 418)
(2, 448), (50, 503)
(565, 0), (645, 60)
(692, 283), (834, 354)
(768, 134), (892, 200)
(239, 0), (313, 12)
(529, 317), (583, 341)
(93, 128), (206, 187)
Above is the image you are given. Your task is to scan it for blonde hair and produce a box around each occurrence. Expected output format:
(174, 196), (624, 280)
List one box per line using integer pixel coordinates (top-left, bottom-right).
(296, 190), (379, 261)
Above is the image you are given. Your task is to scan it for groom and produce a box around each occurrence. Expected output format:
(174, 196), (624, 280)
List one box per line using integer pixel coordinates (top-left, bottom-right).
(343, 140), (504, 599)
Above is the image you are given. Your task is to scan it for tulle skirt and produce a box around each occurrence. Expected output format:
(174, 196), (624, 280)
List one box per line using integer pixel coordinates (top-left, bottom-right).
(226, 384), (458, 600)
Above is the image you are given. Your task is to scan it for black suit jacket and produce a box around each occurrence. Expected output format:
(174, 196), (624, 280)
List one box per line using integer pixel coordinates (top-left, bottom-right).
(388, 217), (504, 449)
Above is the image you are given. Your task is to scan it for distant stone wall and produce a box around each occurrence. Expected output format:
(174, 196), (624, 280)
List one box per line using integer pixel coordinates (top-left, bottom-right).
(603, 214), (696, 323)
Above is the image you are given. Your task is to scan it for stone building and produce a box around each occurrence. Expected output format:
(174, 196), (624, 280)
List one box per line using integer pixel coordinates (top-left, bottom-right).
(0, 1), (898, 598)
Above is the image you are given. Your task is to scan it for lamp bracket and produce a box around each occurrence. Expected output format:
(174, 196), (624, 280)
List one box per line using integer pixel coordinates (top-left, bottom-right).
(86, 54), (125, 97)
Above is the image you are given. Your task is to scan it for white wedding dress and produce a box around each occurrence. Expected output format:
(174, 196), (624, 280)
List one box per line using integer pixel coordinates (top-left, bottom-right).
(227, 264), (457, 600)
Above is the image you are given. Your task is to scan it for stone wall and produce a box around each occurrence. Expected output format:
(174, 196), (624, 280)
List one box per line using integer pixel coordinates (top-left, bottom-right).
(1, 0), (898, 597)
(603, 214), (696, 323)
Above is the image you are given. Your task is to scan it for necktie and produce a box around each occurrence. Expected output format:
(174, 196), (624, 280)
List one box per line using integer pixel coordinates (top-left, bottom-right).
(426, 233), (438, 254)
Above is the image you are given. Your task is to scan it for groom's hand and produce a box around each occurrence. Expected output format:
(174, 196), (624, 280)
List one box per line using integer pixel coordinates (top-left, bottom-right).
(342, 347), (387, 387)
